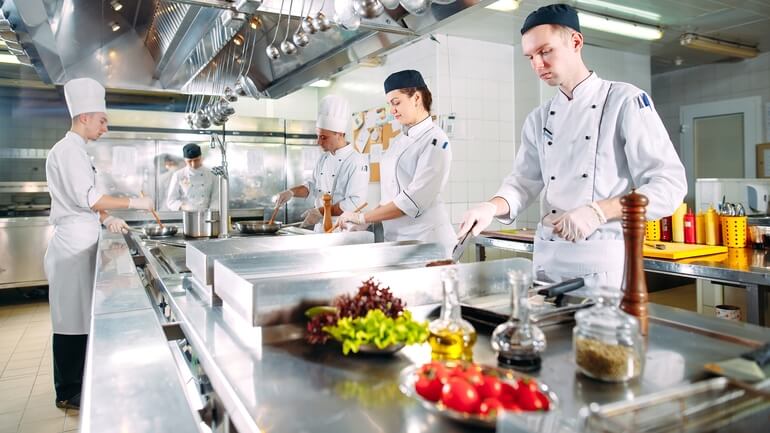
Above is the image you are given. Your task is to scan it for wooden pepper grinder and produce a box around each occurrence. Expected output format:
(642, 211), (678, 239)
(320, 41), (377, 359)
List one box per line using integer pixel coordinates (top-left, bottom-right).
(322, 193), (333, 233)
(621, 189), (649, 335)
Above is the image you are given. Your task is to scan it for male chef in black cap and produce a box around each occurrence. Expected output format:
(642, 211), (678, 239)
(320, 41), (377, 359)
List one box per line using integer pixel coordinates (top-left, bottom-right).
(459, 3), (686, 288)
(166, 143), (218, 211)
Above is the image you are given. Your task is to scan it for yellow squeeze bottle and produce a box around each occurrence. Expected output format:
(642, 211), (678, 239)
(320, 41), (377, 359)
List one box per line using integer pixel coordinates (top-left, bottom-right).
(704, 206), (719, 246)
(672, 203), (687, 243)
(695, 211), (706, 244)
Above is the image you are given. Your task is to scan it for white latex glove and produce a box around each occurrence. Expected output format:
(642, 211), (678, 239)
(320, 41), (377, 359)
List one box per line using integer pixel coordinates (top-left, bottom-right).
(103, 216), (130, 234)
(301, 207), (323, 227)
(457, 202), (497, 237)
(274, 190), (294, 207)
(338, 211), (368, 232)
(129, 196), (154, 211)
(552, 202), (607, 242)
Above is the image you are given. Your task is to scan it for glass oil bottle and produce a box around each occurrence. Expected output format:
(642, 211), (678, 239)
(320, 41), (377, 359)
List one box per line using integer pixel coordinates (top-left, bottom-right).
(490, 268), (546, 371)
(428, 269), (477, 361)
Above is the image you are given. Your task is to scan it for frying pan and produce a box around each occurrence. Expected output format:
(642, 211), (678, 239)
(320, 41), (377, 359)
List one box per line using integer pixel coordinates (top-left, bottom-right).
(234, 220), (302, 235)
(131, 225), (179, 238)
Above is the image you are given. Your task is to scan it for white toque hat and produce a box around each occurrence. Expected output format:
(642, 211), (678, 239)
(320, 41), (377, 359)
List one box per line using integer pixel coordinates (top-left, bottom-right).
(64, 78), (107, 118)
(316, 94), (350, 134)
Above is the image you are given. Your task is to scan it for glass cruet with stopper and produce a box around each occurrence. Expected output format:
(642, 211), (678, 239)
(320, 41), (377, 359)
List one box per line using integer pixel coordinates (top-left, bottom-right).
(573, 288), (644, 382)
(491, 259), (546, 371)
(428, 268), (477, 361)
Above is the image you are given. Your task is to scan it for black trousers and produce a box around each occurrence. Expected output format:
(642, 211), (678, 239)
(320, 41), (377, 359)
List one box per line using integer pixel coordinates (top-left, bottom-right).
(52, 333), (88, 401)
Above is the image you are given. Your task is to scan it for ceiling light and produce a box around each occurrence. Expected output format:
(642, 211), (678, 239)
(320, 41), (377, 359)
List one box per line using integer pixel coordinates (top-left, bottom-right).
(577, 11), (663, 40)
(310, 79), (331, 88)
(233, 34), (245, 46)
(110, 1), (123, 11)
(576, 0), (660, 22)
(249, 16), (262, 30)
(0, 53), (20, 64)
(680, 33), (758, 59)
(109, 21), (121, 32)
(485, 0), (519, 12)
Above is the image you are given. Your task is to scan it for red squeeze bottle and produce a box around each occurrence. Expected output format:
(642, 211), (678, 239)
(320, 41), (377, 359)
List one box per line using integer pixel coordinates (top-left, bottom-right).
(684, 209), (696, 244)
(661, 216), (673, 241)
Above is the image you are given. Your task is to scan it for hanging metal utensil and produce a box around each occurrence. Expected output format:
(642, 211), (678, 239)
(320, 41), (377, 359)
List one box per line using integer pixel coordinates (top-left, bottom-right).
(352, 0), (384, 18)
(280, 0), (298, 54)
(266, 0), (286, 60)
(292, 0), (310, 47)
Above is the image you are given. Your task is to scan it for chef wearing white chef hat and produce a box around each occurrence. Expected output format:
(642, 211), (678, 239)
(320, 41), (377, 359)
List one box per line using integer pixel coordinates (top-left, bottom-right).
(44, 77), (155, 409)
(274, 94), (368, 230)
(458, 4), (687, 288)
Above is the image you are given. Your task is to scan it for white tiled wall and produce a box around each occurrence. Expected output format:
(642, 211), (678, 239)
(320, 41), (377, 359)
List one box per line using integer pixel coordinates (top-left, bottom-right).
(652, 51), (770, 154)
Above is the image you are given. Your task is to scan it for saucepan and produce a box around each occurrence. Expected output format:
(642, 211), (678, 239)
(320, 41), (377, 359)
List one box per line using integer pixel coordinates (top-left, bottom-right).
(233, 220), (302, 235)
(131, 224), (179, 238)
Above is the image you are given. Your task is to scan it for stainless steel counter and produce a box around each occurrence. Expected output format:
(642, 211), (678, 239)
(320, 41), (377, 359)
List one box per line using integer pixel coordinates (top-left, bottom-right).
(474, 235), (770, 326)
(84, 230), (769, 433)
(156, 271), (769, 433)
(82, 230), (202, 433)
(0, 216), (53, 289)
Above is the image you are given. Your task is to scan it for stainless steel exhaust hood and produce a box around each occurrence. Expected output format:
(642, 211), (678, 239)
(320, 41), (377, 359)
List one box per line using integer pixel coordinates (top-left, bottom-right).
(1, 0), (485, 99)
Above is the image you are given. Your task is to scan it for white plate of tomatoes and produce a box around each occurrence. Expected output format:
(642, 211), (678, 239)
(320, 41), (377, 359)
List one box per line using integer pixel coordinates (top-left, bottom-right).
(398, 360), (557, 428)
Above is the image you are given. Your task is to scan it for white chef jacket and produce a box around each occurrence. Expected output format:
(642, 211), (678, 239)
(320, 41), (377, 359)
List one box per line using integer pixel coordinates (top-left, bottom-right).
(304, 143), (369, 211)
(494, 73), (686, 286)
(380, 116), (456, 255)
(166, 166), (218, 211)
(44, 131), (103, 335)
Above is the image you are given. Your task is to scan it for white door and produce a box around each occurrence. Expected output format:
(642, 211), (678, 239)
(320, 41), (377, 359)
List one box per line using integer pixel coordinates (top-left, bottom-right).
(680, 96), (763, 206)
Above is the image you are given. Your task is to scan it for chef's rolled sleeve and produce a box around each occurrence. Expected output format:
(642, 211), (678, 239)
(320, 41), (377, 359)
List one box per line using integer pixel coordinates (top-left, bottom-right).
(393, 141), (451, 218)
(494, 118), (544, 224)
(620, 94), (687, 219)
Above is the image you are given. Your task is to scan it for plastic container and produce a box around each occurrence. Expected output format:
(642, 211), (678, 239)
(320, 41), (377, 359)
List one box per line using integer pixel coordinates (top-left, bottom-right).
(672, 203), (687, 243)
(721, 216), (747, 248)
(704, 207), (720, 246)
(695, 212), (706, 244)
(660, 216), (673, 242)
(683, 209), (696, 244)
(573, 290), (644, 383)
(645, 220), (661, 241)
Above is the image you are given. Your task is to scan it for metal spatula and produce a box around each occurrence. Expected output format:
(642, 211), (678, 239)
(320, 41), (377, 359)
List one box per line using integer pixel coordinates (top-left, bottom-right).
(451, 223), (476, 262)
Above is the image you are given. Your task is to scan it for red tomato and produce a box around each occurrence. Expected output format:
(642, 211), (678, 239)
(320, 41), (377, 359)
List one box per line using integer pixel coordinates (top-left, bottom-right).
(479, 397), (503, 417)
(499, 381), (520, 404)
(415, 375), (443, 402)
(441, 377), (481, 414)
(502, 399), (523, 412)
(419, 362), (449, 383)
(475, 375), (502, 399)
(517, 380), (544, 411)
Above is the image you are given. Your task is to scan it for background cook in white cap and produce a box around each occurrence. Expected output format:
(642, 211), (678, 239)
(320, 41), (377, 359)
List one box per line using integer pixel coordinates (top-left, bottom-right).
(274, 94), (369, 230)
(44, 77), (155, 410)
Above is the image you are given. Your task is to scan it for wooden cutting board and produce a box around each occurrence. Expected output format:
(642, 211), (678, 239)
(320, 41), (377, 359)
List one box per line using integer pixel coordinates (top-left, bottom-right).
(643, 242), (728, 259)
(481, 229), (535, 243)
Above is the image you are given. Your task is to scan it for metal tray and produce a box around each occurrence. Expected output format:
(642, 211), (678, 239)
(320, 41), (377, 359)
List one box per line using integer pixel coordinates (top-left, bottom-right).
(398, 360), (559, 429)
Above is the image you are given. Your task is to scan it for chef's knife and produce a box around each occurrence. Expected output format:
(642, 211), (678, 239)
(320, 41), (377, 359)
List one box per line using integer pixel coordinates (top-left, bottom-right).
(451, 223), (476, 263)
(704, 342), (770, 382)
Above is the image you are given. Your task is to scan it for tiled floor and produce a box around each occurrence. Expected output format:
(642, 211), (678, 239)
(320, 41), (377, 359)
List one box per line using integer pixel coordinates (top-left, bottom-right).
(0, 290), (78, 433)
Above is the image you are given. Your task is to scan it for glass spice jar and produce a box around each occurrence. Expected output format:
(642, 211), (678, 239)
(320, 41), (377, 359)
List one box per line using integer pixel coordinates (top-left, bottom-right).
(573, 289), (644, 382)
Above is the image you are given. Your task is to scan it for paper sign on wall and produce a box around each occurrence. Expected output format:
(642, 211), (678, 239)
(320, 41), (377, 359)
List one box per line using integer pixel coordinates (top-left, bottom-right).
(369, 144), (383, 163)
(112, 146), (137, 177)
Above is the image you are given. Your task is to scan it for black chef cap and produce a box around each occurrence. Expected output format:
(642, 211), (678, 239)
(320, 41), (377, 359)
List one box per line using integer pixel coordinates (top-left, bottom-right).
(384, 70), (427, 93)
(520, 3), (580, 35)
(183, 143), (201, 159)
